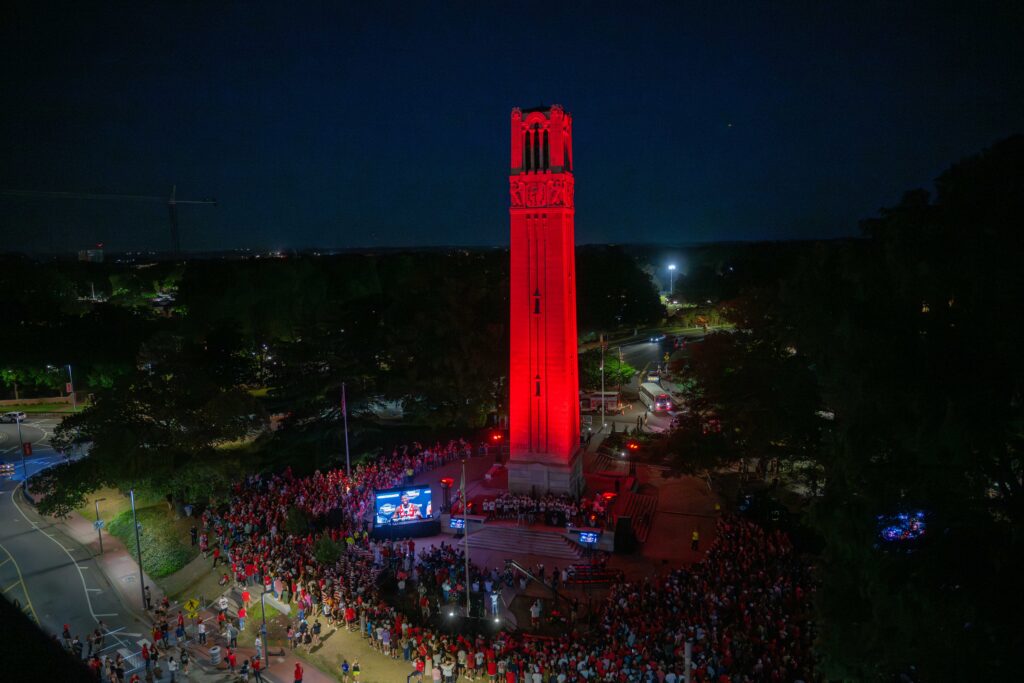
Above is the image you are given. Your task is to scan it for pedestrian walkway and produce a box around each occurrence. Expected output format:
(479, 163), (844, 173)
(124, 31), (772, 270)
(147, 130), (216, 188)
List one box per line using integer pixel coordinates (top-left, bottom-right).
(53, 511), (336, 682)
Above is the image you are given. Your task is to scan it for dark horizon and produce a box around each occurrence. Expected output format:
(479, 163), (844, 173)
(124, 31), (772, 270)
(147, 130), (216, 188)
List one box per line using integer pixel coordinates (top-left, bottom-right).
(2, 1), (1021, 253)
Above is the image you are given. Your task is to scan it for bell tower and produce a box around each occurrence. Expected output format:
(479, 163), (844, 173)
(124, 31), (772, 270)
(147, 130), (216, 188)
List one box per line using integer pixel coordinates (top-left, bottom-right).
(507, 104), (582, 496)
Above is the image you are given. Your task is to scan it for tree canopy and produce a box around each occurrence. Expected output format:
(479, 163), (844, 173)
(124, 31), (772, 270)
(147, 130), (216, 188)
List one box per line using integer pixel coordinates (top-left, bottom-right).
(40, 341), (265, 516)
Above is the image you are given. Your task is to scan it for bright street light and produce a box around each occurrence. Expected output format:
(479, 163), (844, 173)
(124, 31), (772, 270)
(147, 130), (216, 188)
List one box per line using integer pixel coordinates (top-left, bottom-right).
(668, 264), (677, 294)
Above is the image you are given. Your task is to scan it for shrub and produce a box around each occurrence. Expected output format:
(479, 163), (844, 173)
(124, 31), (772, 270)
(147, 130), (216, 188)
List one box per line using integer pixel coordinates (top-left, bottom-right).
(108, 506), (197, 578)
(284, 507), (310, 536)
(313, 535), (341, 566)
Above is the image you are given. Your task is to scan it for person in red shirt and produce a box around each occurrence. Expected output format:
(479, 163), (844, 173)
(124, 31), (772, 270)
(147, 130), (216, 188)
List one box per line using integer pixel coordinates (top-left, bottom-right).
(294, 661), (304, 682)
(251, 656), (264, 682)
(242, 588), (251, 609)
(486, 658), (497, 681)
(226, 648), (237, 672)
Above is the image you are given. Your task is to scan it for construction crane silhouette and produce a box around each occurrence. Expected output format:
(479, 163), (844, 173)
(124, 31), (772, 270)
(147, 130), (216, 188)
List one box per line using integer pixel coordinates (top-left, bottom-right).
(0, 185), (217, 254)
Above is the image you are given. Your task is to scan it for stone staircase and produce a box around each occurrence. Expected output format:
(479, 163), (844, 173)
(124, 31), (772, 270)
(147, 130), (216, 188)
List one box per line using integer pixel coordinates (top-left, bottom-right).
(466, 526), (582, 560)
(617, 490), (658, 543)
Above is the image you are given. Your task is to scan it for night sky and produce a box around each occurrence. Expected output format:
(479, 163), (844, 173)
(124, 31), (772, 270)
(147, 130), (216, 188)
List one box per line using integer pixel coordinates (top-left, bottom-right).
(2, 1), (1021, 253)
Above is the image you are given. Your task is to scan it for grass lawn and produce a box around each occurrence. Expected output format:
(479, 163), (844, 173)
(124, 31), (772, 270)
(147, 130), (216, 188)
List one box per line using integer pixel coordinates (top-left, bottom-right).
(107, 500), (199, 578)
(238, 601), (290, 646)
(74, 487), (163, 522)
(3, 401), (90, 413)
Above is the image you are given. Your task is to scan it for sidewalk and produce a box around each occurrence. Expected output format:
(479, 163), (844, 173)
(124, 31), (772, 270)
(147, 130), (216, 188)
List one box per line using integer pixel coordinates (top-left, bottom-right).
(57, 511), (337, 682)
(59, 509), (162, 622)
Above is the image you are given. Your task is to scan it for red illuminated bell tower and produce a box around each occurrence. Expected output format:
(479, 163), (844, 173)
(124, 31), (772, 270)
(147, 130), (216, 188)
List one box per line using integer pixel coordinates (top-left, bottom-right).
(508, 104), (582, 496)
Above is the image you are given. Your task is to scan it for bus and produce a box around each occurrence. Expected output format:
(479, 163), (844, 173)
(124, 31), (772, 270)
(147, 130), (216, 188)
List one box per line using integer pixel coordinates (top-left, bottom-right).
(639, 382), (673, 412)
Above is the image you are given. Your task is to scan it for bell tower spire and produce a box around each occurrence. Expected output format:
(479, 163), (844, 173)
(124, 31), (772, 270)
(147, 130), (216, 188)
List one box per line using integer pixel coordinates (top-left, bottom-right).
(507, 104), (582, 496)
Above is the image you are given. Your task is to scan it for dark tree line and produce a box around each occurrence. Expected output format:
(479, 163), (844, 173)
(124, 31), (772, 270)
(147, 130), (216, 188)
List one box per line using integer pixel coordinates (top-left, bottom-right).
(669, 136), (1024, 680)
(21, 246), (662, 513)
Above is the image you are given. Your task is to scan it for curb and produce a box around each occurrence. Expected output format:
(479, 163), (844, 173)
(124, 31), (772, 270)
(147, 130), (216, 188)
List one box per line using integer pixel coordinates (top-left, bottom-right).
(16, 484), (154, 630)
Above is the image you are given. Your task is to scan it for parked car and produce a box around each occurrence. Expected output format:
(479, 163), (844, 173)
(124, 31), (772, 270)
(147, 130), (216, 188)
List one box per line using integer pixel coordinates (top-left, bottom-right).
(0, 411), (27, 423)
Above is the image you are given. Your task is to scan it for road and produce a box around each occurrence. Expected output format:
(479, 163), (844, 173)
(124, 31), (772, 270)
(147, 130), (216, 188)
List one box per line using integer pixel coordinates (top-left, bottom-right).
(0, 418), (149, 657)
(581, 330), (713, 445)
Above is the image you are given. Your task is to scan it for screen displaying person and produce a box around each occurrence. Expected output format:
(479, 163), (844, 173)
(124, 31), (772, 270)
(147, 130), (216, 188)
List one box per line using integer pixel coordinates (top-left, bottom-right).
(391, 492), (423, 522)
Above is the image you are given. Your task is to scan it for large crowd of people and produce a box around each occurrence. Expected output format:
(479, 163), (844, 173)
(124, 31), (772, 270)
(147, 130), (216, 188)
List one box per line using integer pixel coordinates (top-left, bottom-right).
(65, 435), (816, 682)
(183, 436), (818, 682)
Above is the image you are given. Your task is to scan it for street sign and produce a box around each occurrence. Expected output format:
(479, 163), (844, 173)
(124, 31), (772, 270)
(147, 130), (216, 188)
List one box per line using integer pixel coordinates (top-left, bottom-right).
(184, 598), (200, 618)
(93, 519), (105, 530)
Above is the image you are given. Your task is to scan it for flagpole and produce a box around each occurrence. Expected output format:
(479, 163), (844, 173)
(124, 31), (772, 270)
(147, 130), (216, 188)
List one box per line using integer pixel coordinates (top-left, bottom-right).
(462, 459), (471, 617)
(342, 382), (351, 478)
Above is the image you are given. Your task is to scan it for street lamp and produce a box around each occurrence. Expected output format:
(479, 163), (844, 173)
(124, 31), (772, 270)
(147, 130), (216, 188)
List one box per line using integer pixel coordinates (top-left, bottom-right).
(66, 364), (77, 412)
(94, 498), (107, 554)
(259, 591), (270, 668)
(14, 414), (27, 480)
(668, 264), (676, 295)
(129, 489), (146, 610)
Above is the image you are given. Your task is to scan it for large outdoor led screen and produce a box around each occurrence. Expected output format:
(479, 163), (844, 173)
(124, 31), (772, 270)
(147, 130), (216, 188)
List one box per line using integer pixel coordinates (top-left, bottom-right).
(374, 486), (433, 526)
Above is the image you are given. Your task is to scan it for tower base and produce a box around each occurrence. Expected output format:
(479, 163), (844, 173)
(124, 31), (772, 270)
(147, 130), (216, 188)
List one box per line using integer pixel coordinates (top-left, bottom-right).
(507, 449), (583, 497)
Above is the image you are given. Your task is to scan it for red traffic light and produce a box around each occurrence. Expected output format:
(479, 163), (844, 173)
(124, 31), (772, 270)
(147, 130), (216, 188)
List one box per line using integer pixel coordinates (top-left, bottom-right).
(491, 433), (503, 441)
(626, 441), (639, 451)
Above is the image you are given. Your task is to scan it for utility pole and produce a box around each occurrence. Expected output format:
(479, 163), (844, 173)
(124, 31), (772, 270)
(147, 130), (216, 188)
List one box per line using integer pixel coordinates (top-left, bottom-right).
(342, 383), (351, 478)
(462, 459), (471, 617)
(66, 364), (77, 412)
(600, 334), (606, 432)
(260, 592), (270, 668)
(129, 489), (146, 610)
(15, 415), (27, 481)
(94, 498), (107, 554)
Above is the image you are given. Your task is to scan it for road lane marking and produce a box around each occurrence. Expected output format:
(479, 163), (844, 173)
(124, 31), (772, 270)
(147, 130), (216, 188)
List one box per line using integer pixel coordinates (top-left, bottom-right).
(11, 482), (105, 626)
(0, 541), (38, 623)
(0, 557), (9, 568)
(94, 612), (118, 617)
(2, 579), (21, 593)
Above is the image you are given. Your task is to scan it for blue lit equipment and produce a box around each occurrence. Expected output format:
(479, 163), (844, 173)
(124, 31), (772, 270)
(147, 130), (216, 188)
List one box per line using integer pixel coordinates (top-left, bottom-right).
(878, 510), (926, 542)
